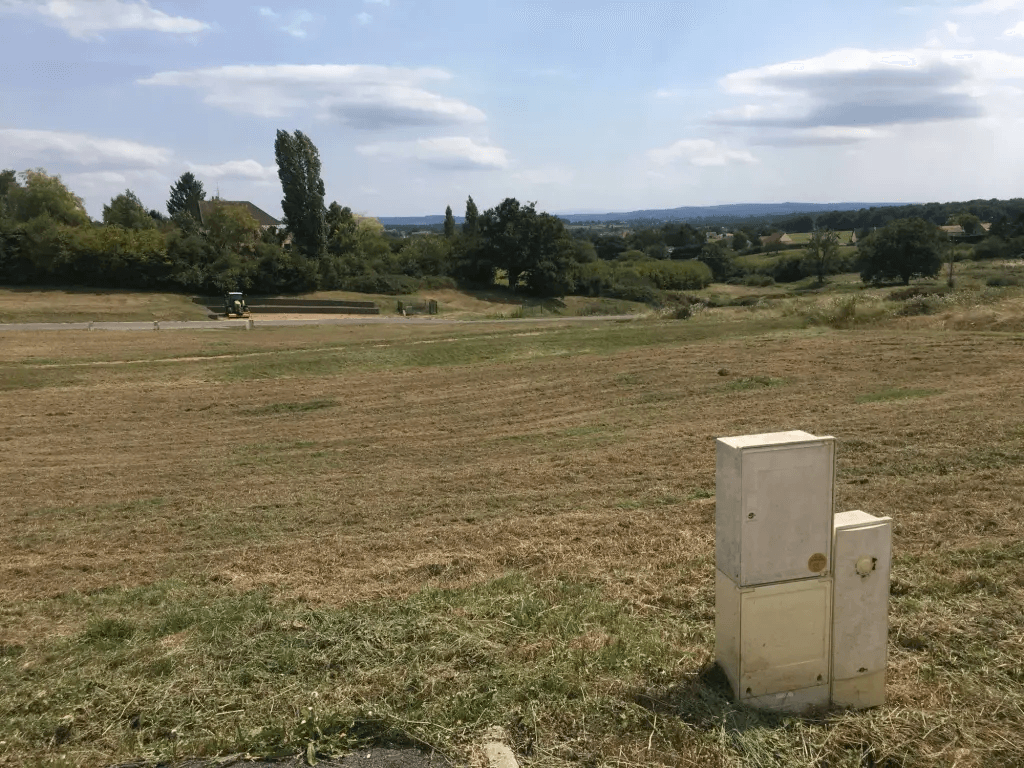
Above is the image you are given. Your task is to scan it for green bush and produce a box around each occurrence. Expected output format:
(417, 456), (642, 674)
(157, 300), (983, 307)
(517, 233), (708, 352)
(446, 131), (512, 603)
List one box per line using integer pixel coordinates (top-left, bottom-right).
(985, 274), (1022, 287)
(887, 285), (951, 301)
(633, 259), (712, 290)
(973, 236), (1009, 261)
(743, 274), (775, 287)
(339, 273), (421, 295)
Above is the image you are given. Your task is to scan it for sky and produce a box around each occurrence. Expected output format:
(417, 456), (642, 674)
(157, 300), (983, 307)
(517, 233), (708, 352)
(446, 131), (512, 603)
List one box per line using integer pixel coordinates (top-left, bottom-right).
(2, 0), (1024, 220)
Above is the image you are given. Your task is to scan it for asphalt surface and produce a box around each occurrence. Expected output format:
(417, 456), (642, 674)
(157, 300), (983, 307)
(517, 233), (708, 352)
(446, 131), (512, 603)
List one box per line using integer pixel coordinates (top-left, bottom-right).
(0, 315), (637, 332)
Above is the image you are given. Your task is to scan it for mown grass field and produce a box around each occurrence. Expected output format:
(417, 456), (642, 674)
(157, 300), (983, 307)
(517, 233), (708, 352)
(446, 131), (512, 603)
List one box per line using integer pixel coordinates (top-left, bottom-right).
(0, 287), (646, 324)
(1, 300), (1023, 767)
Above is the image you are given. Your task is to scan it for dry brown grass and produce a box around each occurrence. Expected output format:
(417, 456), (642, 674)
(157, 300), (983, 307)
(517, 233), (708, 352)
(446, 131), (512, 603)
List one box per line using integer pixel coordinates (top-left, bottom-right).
(0, 288), (212, 323)
(0, 318), (1022, 766)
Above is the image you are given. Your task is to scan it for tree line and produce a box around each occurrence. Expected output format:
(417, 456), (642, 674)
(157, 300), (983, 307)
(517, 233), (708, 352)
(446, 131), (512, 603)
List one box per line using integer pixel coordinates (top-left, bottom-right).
(2, 131), (1020, 301)
(0, 131), (712, 300)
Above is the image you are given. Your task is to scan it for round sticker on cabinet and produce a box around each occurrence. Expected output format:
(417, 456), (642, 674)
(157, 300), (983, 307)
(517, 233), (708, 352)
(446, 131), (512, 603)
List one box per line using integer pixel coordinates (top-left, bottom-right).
(808, 553), (828, 572)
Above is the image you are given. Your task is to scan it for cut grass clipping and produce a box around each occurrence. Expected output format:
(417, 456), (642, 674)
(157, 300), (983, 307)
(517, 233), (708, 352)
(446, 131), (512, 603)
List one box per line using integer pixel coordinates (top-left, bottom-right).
(243, 399), (340, 416)
(857, 388), (942, 404)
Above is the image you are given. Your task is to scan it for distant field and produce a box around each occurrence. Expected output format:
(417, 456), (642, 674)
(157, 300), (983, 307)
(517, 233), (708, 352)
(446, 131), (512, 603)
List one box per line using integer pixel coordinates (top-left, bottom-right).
(784, 230), (855, 244)
(1, 305), (1022, 767)
(0, 287), (646, 324)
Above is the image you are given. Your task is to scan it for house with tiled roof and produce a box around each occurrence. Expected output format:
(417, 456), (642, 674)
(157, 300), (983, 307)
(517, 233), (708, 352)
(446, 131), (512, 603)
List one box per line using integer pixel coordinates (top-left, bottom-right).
(760, 232), (793, 246)
(198, 199), (282, 229)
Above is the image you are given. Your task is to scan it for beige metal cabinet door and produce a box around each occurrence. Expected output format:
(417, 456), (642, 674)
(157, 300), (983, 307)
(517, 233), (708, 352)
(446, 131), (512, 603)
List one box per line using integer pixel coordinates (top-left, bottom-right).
(740, 577), (832, 699)
(832, 510), (892, 708)
(739, 441), (834, 586)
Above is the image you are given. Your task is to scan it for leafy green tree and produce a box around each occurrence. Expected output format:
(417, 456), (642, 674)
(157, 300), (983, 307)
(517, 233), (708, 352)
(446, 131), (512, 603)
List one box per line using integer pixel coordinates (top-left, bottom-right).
(4, 169), (89, 226)
(698, 241), (733, 282)
(572, 239), (598, 263)
(664, 223), (703, 256)
(204, 202), (261, 255)
(804, 229), (840, 284)
(474, 198), (575, 296)
(397, 234), (453, 277)
(859, 218), (945, 285)
(326, 201), (358, 257)
(444, 205), (456, 238)
(103, 189), (157, 230)
(731, 230), (749, 251)
(0, 169), (16, 219)
(275, 129), (327, 260)
(166, 171), (205, 220)
(949, 212), (984, 236)
(463, 196), (479, 236)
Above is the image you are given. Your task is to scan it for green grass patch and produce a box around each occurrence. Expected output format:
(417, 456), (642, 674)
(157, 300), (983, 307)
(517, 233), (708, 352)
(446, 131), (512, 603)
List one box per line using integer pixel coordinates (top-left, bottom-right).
(857, 388), (943, 403)
(1, 574), (708, 765)
(724, 375), (784, 391)
(0, 365), (82, 391)
(223, 318), (805, 381)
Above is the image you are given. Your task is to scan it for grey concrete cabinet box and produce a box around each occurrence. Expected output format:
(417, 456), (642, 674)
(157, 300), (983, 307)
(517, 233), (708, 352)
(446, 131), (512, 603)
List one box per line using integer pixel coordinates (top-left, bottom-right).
(716, 431), (836, 587)
(831, 510), (892, 709)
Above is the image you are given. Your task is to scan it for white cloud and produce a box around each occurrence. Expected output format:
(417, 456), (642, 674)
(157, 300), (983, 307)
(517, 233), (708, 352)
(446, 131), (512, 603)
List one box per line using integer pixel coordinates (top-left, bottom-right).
(0, 128), (173, 167)
(752, 126), (889, 146)
(0, 0), (208, 39)
(187, 159), (279, 181)
(715, 47), (1024, 146)
(1006, 20), (1024, 35)
(357, 11), (372, 24)
(256, 6), (314, 37)
(647, 139), (757, 167)
(357, 137), (508, 170)
(282, 10), (313, 37)
(139, 64), (487, 128)
(954, 0), (1023, 14)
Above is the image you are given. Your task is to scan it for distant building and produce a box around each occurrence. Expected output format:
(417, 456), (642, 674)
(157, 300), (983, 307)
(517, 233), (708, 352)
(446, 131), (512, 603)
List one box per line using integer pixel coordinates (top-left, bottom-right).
(760, 232), (793, 246)
(198, 200), (282, 229)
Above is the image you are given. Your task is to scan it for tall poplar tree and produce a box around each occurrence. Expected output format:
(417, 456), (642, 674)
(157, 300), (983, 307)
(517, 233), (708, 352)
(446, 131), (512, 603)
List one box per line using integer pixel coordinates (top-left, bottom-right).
(463, 195), (479, 236)
(275, 129), (327, 260)
(444, 205), (455, 238)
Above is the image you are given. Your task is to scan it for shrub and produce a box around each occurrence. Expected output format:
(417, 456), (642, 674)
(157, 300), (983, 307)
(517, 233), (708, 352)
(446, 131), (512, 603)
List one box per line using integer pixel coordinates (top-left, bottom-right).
(985, 274), (1022, 287)
(633, 259), (712, 290)
(887, 285), (951, 301)
(339, 272), (421, 295)
(973, 236), (1009, 261)
(743, 274), (775, 287)
(802, 295), (890, 327)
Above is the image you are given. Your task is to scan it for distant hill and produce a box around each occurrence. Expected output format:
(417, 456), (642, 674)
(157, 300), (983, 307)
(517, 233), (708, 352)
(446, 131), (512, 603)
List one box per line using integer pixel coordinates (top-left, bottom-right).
(554, 202), (906, 223)
(377, 202), (906, 227)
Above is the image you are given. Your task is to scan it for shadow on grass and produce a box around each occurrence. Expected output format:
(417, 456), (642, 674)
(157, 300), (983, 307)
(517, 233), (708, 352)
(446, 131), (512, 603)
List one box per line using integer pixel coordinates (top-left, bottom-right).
(631, 662), (901, 768)
(459, 286), (568, 312)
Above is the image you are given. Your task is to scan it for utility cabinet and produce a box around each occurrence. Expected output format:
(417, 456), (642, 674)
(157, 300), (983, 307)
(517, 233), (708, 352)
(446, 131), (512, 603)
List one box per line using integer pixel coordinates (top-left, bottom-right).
(716, 431), (836, 586)
(831, 510), (892, 709)
(715, 570), (832, 711)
